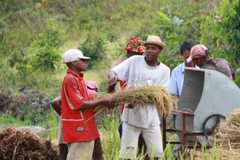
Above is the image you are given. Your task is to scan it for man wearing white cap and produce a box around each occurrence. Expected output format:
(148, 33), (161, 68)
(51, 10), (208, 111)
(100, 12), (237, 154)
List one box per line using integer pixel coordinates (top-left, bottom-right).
(108, 35), (170, 160)
(187, 44), (235, 79)
(50, 80), (100, 160)
(61, 49), (116, 160)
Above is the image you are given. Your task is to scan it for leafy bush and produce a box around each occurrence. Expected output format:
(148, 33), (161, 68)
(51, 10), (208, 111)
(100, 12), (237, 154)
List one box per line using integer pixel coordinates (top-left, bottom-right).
(78, 35), (107, 69)
(6, 19), (66, 88)
(216, 0), (240, 68)
(31, 19), (66, 71)
(200, 0), (240, 86)
(8, 47), (32, 80)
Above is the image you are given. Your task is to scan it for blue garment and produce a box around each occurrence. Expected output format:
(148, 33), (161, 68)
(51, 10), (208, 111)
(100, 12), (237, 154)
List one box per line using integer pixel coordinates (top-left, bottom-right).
(169, 63), (199, 96)
(168, 62), (186, 96)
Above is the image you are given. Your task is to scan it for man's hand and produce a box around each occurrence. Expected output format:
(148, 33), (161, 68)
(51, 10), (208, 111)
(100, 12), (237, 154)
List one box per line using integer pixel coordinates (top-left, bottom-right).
(108, 71), (123, 93)
(102, 96), (119, 109)
(108, 71), (120, 86)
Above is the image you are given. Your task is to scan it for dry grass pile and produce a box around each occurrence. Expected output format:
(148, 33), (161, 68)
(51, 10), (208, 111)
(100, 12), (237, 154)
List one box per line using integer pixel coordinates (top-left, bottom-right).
(95, 85), (174, 116)
(215, 107), (240, 157)
(0, 128), (58, 160)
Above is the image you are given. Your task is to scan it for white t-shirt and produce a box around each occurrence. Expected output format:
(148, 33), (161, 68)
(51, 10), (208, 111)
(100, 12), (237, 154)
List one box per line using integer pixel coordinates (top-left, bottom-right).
(112, 55), (170, 128)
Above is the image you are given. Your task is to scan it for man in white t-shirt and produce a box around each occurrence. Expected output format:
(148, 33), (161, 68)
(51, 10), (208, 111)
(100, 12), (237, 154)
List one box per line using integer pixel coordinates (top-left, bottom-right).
(108, 35), (170, 160)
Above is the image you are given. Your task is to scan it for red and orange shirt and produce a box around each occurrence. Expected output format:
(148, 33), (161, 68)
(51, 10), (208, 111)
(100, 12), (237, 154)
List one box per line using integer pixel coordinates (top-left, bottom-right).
(61, 69), (99, 143)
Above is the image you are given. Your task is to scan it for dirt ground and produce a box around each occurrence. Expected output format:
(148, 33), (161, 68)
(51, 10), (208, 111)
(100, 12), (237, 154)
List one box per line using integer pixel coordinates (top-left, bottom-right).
(0, 86), (55, 123)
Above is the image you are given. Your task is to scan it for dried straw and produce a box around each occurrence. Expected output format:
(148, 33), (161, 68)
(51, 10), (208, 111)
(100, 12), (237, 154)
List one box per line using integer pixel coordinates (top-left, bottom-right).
(0, 128), (58, 160)
(95, 85), (174, 117)
(216, 107), (240, 157)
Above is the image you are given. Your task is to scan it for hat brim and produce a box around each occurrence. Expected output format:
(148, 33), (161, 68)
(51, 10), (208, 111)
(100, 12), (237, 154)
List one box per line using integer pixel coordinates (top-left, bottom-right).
(141, 41), (166, 49)
(80, 56), (91, 60)
(62, 56), (90, 64)
(187, 56), (193, 63)
(87, 85), (97, 90)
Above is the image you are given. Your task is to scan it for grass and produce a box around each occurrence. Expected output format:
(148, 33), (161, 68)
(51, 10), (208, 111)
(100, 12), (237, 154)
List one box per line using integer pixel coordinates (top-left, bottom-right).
(100, 114), (121, 160)
(1, 108), (239, 159)
(0, 111), (32, 126)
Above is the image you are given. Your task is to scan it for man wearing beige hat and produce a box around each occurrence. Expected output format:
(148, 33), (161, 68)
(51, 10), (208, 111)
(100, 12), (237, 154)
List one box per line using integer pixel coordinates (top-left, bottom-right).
(61, 49), (116, 160)
(108, 35), (170, 160)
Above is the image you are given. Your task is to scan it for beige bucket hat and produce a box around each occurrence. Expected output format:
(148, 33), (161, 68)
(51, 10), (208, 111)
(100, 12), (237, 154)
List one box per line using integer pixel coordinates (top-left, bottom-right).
(141, 35), (166, 49)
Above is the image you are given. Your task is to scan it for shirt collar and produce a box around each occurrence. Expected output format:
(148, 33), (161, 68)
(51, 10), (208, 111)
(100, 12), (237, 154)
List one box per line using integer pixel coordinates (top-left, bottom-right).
(67, 69), (84, 80)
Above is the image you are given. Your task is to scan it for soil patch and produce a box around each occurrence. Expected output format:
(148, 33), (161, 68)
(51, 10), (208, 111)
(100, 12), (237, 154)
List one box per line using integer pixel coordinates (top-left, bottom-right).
(0, 86), (54, 124)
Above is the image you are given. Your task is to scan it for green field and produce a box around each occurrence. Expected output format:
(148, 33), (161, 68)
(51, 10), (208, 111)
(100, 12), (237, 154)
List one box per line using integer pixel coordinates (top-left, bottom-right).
(0, 0), (239, 159)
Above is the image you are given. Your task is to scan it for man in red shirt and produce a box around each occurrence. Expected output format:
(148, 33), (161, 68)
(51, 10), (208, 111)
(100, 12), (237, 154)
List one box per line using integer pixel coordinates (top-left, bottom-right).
(61, 49), (115, 160)
(50, 80), (100, 160)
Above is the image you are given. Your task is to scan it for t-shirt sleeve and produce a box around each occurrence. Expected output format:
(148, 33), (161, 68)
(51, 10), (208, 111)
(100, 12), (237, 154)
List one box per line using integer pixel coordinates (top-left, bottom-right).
(168, 69), (179, 95)
(64, 77), (85, 111)
(112, 58), (131, 81)
(160, 67), (170, 89)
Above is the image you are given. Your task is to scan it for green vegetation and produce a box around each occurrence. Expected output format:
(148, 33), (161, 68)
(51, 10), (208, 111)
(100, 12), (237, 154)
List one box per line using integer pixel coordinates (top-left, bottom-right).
(0, 0), (239, 159)
(1, 0), (239, 89)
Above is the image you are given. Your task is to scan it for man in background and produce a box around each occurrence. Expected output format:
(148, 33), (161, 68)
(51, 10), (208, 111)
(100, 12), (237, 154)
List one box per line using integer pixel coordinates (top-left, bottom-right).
(168, 41), (196, 102)
(187, 44), (236, 80)
(168, 41), (197, 157)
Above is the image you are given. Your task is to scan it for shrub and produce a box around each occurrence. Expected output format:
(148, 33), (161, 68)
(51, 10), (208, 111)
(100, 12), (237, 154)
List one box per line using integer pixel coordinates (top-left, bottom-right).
(78, 34), (107, 69)
(31, 19), (66, 71)
(8, 46), (32, 80)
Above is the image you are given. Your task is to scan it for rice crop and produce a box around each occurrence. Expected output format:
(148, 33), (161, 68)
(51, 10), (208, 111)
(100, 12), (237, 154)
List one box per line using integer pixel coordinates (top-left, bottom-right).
(95, 85), (174, 117)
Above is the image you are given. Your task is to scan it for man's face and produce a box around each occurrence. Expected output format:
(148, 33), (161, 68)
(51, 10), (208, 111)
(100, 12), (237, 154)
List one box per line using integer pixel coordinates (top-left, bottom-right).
(145, 44), (162, 61)
(72, 58), (88, 71)
(181, 50), (194, 67)
(193, 57), (205, 68)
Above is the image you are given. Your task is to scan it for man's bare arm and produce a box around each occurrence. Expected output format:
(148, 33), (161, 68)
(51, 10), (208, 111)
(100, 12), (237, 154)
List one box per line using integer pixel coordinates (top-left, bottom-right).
(50, 97), (61, 115)
(79, 97), (117, 111)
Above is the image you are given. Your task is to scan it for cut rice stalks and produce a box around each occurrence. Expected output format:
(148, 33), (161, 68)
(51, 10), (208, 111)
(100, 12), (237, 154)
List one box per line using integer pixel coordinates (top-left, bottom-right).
(0, 127), (58, 160)
(216, 107), (240, 157)
(94, 85), (174, 117)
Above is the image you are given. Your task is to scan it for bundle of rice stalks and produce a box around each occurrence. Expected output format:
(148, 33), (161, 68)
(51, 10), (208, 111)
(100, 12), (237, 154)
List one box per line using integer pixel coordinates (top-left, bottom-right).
(216, 107), (240, 157)
(95, 85), (174, 117)
(0, 128), (58, 160)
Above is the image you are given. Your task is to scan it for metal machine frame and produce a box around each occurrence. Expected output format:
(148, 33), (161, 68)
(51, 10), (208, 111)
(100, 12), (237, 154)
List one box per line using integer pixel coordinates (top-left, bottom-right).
(162, 111), (212, 151)
(161, 68), (239, 151)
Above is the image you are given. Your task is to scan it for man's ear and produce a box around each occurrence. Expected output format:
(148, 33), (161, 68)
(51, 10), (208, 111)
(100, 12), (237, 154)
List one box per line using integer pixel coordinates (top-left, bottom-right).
(179, 53), (183, 58)
(71, 61), (76, 66)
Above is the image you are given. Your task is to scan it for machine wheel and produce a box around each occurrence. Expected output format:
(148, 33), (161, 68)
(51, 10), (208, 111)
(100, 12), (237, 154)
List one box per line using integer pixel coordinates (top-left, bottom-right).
(202, 114), (226, 137)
